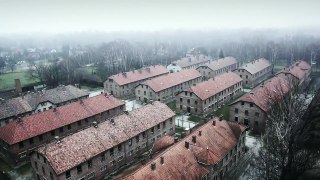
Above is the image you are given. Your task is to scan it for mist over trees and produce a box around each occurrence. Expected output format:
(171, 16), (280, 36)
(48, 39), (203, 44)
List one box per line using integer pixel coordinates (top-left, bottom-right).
(1, 28), (320, 87)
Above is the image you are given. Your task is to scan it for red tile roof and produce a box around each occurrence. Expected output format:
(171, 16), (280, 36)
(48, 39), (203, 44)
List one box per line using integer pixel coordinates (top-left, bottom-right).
(142, 69), (202, 92)
(108, 65), (168, 86)
(277, 60), (311, 80)
(124, 119), (246, 180)
(199, 56), (238, 71)
(0, 94), (124, 145)
(36, 101), (175, 175)
(173, 55), (210, 68)
(185, 72), (242, 100)
(238, 58), (272, 75)
(0, 85), (89, 120)
(232, 74), (291, 112)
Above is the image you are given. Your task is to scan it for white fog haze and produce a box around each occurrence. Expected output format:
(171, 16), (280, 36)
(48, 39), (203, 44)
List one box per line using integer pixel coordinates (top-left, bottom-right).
(1, 0), (320, 34)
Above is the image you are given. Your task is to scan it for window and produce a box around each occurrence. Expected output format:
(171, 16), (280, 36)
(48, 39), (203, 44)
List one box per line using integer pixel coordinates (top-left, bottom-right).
(19, 142), (24, 149)
(185, 92), (187, 96)
(87, 160), (93, 169)
(51, 130), (55, 136)
(50, 172), (54, 180)
(65, 171), (71, 179)
(136, 136), (139, 143)
(29, 138), (34, 145)
(234, 117), (238, 122)
(245, 110), (249, 116)
(101, 153), (105, 161)
(255, 112), (259, 117)
(180, 98), (183, 102)
(42, 166), (46, 175)
(39, 134), (43, 141)
(77, 165), (82, 174)
(138, 90), (140, 94)
(157, 124), (160, 130)
(163, 121), (166, 128)
(187, 99), (190, 104)
(128, 139), (132, 146)
(180, 105), (182, 109)
(195, 100), (198, 105)
(235, 108), (238, 114)
(241, 102), (244, 106)
(118, 144), (122, 152)
(87, 172), (95, 180)
(59, 127), (64, 133)
(67, 124), (71, 130)
(43, 156), (46, 163)
(144, 91), (146, 95)
(101, 165), (107, 172)
(110, 148), (114, 156)
(244, 119), (249, 125)
(77, 121), (82, 126)
(195, 108), (198, 112)
(170, 118), (173, 124)
(85, 118), (89, 124)
(151, 127), (154, 134)
(142, 131), (146, 139)
(250, 103), (253, 107)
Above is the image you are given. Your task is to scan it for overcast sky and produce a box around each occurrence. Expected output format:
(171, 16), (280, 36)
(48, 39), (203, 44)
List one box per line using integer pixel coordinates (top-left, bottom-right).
(1, 0), (320, 34)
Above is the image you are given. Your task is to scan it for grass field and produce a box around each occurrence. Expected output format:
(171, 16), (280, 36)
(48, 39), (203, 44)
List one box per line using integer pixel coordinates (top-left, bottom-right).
(0, 72), (39, 90)
(166, 100), (176, 112)
(78, 66), (97, 74)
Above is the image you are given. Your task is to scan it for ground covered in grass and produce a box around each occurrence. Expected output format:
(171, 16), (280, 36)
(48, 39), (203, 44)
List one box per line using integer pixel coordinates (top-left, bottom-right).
(166, 100), (176, 112)
(0, 71), (39, 90)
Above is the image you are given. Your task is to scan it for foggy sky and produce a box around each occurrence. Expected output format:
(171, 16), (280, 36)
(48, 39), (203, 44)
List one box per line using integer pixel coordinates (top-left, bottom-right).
(1, 0), (320, 34)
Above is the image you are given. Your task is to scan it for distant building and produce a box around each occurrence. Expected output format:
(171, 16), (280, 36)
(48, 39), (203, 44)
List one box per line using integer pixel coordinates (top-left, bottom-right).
(0, 94), (125, 165)
(176, 72), (243, 115)
(167, 54), (211, 73)
(104, 65), (169, 98)
(234, 58), (272, 88)
(30, 101), (175, 180)
(123, 118), (247, 180)
(135, 69), (202, 103)
(229, 60), (311, 133)
(0, 85), (89, 127)
(196, 56), (239, 79)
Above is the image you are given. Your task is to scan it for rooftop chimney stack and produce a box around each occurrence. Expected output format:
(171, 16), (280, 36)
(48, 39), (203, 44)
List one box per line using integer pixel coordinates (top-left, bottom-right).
(219, 114), (223, 121)
(198, 131), (202, 136)
(212, 120), (216, 126)
(160, 156), (164, 165)
(93, 121), (98, 128)
(54, 136), (61, 144)
(185, 141), (190, 149)
(53, 107), (57, 112)
(15, 79), (22, 95)
(111, 119), (115, 125)
(151, 162), (156, 171)
(192, 135), (196, 143)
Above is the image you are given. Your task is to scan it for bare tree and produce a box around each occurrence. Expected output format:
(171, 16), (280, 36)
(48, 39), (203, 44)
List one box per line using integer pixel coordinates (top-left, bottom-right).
(250, 78), (320, 180)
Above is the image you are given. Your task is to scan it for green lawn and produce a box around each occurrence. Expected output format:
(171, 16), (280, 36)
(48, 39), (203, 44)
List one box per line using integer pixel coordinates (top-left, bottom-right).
(209, 105), (230, 121)
(166, 100), (176, 112)
(188, 116), (203, 123)
(78, 66), (97, 74)
(0, 72), (39, 90)
(175, 126), (185, 135)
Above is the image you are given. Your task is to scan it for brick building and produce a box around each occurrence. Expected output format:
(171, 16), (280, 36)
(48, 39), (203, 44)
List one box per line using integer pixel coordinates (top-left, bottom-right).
(30, 101), (175, 180)
(104, 65), (169, 98)
(229, 60), (311, 133)
(135, 69), (202, 103)
(196, 57), (239, 79)
(167, 54), (211, 73)
(0, 85), (89, 127)
(123, 118), (247, 180)
(176, 72), (243, 115)
(234, 58), (272, 88)
(0, 94), (125, 165)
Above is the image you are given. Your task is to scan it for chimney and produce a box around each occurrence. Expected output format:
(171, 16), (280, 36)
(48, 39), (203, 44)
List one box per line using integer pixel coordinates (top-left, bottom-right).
(219, 114), (223, 121)
(79, 99), (83, 104)
(124, 110), (129, 115)
(198, 131), (202, 136)
(15, 79), (22, 94)
(53, 107), (57, 112)
(151, 162), (156, 171)
(174, 137), (178, 143)
(122, 72), (127, 77)
(160, 156), (164, 165)
(17, 117), (23, 124)
(212, 120), (216, 126)
(150, 100), (154, 104)
(192, 135), (196, 143)
(92, 121), (98, 128)
(185, 141), (189, 149)
(54, 136), (61, 144)
(110, 119), (115, 125)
